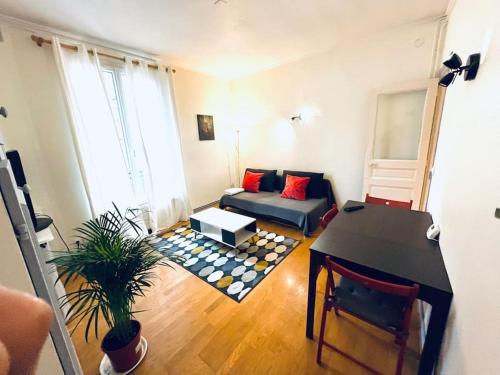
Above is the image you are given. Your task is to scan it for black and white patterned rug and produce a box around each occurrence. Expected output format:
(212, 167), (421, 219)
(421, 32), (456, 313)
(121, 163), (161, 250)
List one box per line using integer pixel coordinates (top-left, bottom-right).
(154, 226), (300, 302)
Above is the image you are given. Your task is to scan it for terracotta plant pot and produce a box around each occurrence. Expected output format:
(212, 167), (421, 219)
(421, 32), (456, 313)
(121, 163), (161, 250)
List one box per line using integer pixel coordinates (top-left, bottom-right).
(101, 320), (143, 373)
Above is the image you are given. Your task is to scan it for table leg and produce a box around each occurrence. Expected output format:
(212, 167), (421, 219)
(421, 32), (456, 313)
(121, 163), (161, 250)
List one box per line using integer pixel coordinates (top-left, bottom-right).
(306, 250), (323, 339)
(418, 293), (452, 375)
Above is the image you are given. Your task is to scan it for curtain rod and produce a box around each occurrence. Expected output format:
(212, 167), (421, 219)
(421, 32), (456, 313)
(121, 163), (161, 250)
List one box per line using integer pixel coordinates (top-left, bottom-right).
(30, 34), (176, 73)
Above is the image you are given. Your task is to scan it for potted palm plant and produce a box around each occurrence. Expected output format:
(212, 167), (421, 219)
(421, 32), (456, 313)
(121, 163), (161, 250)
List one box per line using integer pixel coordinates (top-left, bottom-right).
(49, 205), (176, 373)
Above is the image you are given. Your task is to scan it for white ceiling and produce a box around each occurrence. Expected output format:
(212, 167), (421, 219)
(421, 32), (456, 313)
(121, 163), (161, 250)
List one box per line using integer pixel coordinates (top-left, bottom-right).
(0, 0), (449, 78)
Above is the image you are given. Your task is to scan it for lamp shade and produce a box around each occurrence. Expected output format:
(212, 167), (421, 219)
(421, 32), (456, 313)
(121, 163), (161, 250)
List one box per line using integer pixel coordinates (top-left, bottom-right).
(464, 53), (481, 81)
(443, 53), (462, 70)
(439, 72), (456, 87)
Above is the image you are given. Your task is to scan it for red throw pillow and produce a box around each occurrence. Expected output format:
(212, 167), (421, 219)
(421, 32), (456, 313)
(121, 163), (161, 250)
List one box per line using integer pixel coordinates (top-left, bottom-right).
(242, 171), (264, 193)
(281, 175), (311, 200)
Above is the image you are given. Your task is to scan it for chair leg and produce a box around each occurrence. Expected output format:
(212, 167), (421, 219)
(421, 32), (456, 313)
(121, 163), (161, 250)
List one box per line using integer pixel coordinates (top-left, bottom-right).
(334, 307), (340, 316)
(316, 303), (329, 364)
(395, 339), (407, 375)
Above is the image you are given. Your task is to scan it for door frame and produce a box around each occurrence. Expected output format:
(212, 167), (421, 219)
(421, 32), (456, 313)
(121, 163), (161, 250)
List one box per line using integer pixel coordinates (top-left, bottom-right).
(363, 78), (439, 208)
(419, 86), (446, 211)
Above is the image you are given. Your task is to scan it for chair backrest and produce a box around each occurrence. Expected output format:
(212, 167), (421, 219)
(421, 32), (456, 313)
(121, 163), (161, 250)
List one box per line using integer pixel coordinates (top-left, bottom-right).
(320, 204), (339, 229)
(365, 194), (413, 210)
(324, 257), (419, 333)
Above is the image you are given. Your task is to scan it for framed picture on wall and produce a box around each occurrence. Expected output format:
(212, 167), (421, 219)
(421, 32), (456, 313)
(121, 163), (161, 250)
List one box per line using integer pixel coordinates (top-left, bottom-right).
(197, 114), (215, 141)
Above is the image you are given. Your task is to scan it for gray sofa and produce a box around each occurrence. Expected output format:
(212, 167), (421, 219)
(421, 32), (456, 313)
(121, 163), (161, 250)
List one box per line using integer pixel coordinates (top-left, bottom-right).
(219, 174), (335, 236)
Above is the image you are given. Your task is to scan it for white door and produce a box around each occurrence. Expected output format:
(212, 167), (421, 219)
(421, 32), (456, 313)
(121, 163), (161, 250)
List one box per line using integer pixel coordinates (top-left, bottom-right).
(363, 79), (438, 210)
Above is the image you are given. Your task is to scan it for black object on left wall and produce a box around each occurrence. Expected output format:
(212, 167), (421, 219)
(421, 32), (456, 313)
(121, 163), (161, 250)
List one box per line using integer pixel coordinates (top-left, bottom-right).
(6, 150), (52, 232)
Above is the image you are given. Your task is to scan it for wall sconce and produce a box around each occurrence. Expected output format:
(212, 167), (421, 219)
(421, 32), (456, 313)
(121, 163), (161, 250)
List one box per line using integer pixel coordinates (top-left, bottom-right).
(439, 52), (481, 87)
(291, 109), (316, 123)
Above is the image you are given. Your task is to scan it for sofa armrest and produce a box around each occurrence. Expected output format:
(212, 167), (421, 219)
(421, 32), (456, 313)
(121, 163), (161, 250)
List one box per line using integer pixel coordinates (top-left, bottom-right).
(321, 179), (336, 207)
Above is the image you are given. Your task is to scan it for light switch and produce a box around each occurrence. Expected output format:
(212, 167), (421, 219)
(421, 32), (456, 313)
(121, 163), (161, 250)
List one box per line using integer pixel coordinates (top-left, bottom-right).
(495, 208), (500, 219)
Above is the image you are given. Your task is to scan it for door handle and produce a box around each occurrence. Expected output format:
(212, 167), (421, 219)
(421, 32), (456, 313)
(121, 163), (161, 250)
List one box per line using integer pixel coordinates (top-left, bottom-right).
(369, 161), (377, 167)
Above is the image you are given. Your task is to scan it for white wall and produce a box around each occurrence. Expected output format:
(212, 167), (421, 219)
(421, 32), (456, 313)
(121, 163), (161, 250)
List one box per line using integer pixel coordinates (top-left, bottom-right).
(231, 20), (441, 204)
(173, 68), (234, 209)
(427, 0), (500, 373)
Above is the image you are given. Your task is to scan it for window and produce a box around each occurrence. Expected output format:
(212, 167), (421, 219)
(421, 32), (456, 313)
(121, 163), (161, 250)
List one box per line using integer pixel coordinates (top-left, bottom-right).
(102, 66), (147, 204)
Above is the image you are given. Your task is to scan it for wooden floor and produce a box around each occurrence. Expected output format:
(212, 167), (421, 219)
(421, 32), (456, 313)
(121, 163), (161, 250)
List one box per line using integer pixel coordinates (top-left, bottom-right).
(69, 218), (420, 374)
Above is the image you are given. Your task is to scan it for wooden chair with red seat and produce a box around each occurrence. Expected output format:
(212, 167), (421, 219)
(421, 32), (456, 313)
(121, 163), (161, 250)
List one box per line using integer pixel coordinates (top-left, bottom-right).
(365, 194), (413, 210)
(316, 257), (419, 375)
(320, 204), (339, 229)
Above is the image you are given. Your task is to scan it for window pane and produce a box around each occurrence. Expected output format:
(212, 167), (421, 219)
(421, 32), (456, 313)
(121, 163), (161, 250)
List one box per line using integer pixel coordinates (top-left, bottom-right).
(102, 70), (131, 169)
(102, 71), (121, 128)
(102, 68), (149, 205)
(373, 89), (426, 160)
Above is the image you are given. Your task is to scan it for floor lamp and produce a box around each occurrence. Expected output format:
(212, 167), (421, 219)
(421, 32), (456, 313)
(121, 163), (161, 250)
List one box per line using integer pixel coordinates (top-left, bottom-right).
(227, 128), (240, 188)
(236, 129), (240, 186)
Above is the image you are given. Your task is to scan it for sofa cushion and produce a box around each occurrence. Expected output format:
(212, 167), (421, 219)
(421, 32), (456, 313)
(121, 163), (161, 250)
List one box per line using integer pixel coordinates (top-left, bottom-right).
(282, 170), (324, 199)
(242, 171), (264, 193)
(274, 174), (283, 191)
(246, 168), (277, 192)
(281, 175), (311, 201)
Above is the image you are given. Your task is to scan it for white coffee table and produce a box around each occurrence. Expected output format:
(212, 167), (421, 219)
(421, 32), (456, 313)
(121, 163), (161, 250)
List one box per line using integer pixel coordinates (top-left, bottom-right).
(189, 208), (257, 248)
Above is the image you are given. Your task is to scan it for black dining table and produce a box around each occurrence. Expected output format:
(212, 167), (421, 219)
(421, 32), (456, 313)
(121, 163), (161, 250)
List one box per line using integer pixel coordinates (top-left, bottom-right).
(306, 200), (453, 375)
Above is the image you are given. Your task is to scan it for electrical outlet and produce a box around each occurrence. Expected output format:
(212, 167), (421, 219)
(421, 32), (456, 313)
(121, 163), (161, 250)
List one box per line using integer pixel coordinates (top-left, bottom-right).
(495, 208), (500, 219)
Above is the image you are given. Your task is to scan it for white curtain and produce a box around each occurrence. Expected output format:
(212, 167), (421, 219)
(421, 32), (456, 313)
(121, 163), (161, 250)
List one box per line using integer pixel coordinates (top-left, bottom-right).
(52, 38), (191, 230)
(52, 37), (135, 216)
(122, 60), (191, 230)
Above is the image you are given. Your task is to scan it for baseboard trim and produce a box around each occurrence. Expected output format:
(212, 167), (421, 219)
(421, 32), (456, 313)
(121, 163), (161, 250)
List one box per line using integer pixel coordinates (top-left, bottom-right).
(194, 200), (220, 213)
